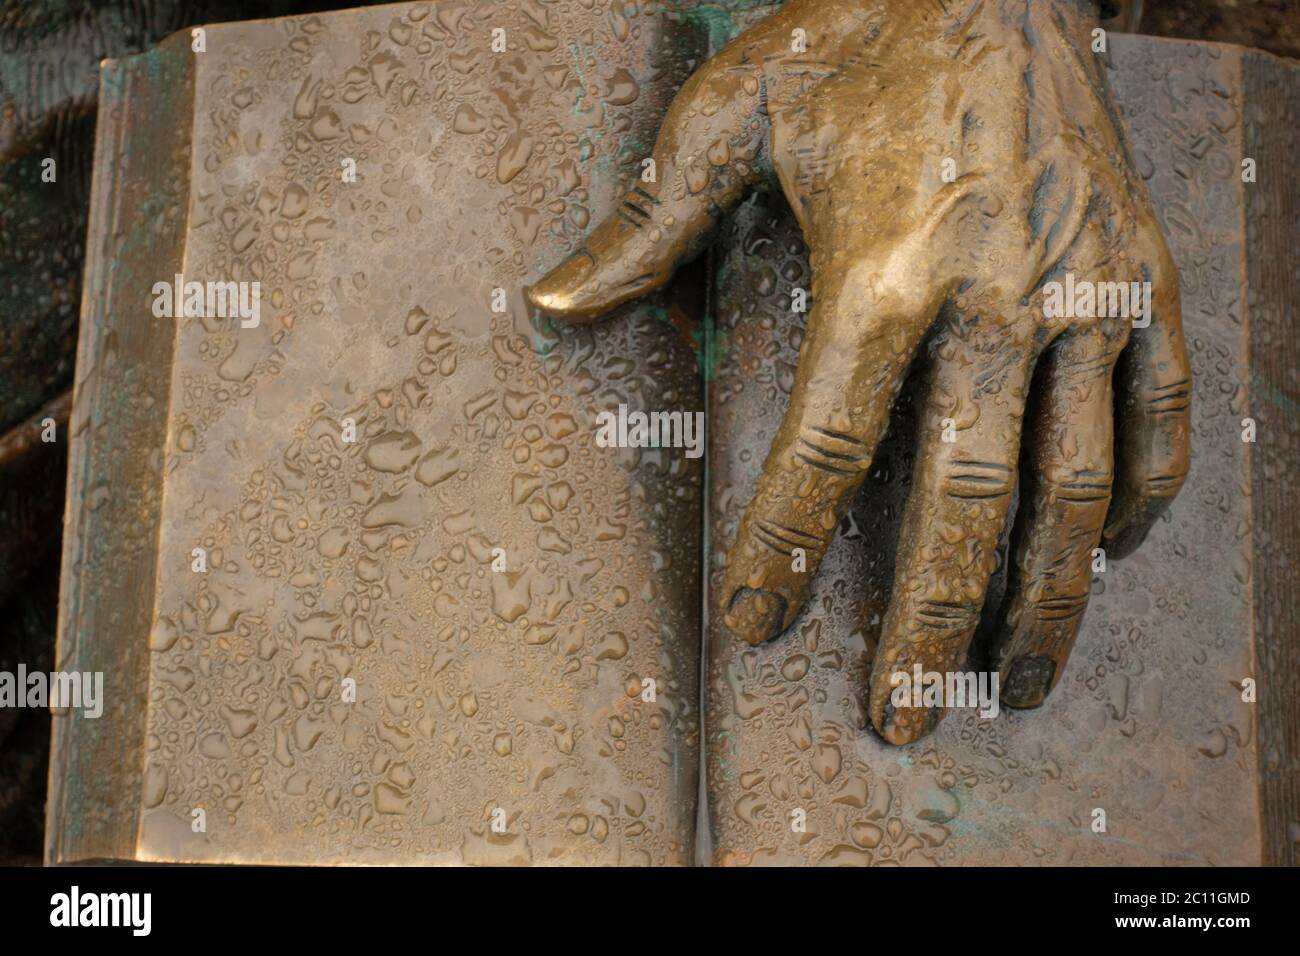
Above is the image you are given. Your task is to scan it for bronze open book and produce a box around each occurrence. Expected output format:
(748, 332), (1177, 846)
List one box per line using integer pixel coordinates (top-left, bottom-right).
(46, 1), (1298, 865)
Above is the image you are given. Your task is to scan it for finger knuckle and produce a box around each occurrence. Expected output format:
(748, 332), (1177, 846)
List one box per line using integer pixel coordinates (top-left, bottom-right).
(1140, 467), (1189, 500)
(1024, 590), (1091, 626)
(1042, 466), (1113, 505)
(912, 598), (982, 634)
(1141, 376), (1192, 416)
(793, 423), (871, 478)
(749, 517), (826, 558)
(940, 458), (1015, 502)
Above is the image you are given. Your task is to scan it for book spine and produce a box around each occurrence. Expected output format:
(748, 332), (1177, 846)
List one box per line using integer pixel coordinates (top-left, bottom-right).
(45, 33), (195, 865)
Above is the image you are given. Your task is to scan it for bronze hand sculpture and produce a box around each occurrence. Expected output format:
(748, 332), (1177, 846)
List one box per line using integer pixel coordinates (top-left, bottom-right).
(528, 0), (1191, 744)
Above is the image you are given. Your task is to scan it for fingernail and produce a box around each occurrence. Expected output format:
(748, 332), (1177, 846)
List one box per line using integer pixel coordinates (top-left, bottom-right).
(1002, 655), (1057, 709)
(525, 251), (596, 317)
(876, 700), (898, 740)
(723, 587), (787, 645)
(1101, 517), (1156, 560)
(871, 701), (939, 746)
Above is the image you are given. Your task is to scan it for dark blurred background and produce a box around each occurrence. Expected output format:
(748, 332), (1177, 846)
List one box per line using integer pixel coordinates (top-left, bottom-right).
(1, 0), (1297, 864)
(1146, 0), (1300, 59)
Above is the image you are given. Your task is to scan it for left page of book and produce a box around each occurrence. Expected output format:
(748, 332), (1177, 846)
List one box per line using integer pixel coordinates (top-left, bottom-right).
(47, 0), (707, 866)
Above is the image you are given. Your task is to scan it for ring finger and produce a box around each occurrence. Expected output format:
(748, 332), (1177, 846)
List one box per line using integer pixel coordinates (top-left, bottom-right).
(992, 325), (1120, 708)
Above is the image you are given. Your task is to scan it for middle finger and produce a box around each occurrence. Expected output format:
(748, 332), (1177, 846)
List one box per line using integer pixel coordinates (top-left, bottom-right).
(867, 306), (1036, 745)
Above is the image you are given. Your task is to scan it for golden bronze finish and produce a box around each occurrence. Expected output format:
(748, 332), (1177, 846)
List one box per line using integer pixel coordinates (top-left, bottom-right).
(703, 30), (1292, 864)
(529, 0), (1192, 745)
(47, 3), (706, 866)
(54, 0), (1299, 869)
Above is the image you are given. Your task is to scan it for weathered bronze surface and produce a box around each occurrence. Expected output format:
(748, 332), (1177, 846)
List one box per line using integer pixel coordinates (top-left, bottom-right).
(47, 2), (705, 865)
(530, 0), (1192, 745)
(1241, 46), (1300, 868)
(42, 0), (1300, 868)
(0, 0), (346, 436)
(0, 0), (375, 868)
(704, 34), (1293, 865)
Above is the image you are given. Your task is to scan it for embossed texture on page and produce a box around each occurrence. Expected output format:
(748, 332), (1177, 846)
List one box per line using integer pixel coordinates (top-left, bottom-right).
(48, 2), (706, 866)
(705, 36), (1290, 866)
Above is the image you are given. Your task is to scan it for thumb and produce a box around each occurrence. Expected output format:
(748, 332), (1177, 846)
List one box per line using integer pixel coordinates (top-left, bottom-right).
(527, 41), (768, 322)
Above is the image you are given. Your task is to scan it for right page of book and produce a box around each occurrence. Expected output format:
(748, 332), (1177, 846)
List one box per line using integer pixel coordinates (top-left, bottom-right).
(705, 34), (1271, 865)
